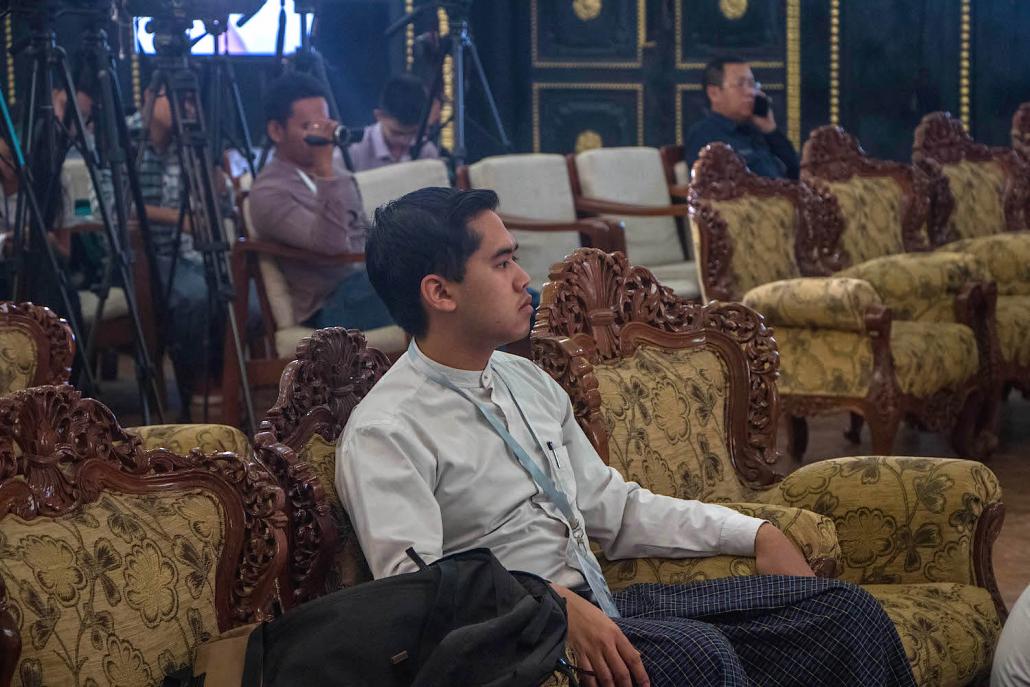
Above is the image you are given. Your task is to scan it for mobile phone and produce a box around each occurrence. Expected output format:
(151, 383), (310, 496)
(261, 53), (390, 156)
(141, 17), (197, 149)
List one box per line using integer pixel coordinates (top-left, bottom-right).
(753, 94), (770, 118)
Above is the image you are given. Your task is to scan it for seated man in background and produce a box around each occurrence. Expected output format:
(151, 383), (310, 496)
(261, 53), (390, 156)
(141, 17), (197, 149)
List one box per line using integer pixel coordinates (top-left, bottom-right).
(338, 186), (915, 687)
(249, 74), (393, 331)
(347, 72), (439, 172)
(684, 56), (799, 180)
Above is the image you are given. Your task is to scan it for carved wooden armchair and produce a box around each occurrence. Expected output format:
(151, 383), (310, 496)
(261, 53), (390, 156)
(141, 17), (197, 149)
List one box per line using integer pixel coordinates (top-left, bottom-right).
(689, 143), (992, 459)
(1011, 103), (1030, 161)
(914, 112), (1030, 398)
(566, 147), (700, 299)
(455, 154), (626, 289)
(801, 125), (1002, 452)
(0, 302), (74, 394)
(0, 385), (287, 687)
(533, 248), (1005, 686)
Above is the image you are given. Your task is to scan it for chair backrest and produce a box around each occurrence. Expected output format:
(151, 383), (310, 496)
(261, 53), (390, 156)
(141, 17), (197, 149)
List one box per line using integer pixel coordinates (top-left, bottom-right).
(241, 194), (297, 329)
(467, 153), (581, 287)
(0, 301), (74, 394)
(256, 328), (391, 607)
(802, 125), (932, 265)
(913, 111), (1030, 244)
(572, 147), (685, 268)
(688, 143), (831, 302)
(0, 385), (286, 686)
(354, 158), (451, 218)
(532, 248), (782, 504)
(1013, 103), (1030, 160)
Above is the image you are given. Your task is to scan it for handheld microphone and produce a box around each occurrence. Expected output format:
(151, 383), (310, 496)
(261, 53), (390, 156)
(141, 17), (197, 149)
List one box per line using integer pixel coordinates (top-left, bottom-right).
(303, 125), (364, 148)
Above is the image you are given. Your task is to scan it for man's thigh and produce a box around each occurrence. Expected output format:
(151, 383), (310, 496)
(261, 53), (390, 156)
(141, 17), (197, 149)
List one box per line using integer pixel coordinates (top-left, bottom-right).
(613, 615), (746, 687)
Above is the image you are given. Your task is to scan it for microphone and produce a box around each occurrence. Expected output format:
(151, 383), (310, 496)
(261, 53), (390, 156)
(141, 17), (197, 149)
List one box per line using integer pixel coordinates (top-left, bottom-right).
(303, 124), (365, 148)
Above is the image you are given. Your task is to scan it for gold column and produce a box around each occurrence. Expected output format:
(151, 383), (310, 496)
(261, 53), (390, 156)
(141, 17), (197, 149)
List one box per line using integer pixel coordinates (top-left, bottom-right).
(437, 7), (454, 151)
(131, 53), (142, 111)
(786, 0), (801, 147)
(405, 0), (414, 69)
(829, 0), (840, 125)
(960, 0), (971, 129)
(4, 14), (13, 106)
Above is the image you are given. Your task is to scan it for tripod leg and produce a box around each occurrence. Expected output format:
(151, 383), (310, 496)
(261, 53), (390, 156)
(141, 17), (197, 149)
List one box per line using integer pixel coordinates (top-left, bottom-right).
(465, 33), (512, 152)
(226, 61), (257, 178)
(451, 23), (467, 166)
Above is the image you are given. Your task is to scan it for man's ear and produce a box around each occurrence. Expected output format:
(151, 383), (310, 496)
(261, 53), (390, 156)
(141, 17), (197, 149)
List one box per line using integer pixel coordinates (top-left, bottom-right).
(420, 274), (458, 316)
(267, 120), (284, 145)
(705, 84), (721, 105)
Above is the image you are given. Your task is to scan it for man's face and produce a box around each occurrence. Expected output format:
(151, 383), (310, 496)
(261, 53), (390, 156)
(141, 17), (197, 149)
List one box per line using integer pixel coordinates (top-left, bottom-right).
(268, 96), (330, 168)
(707, 62), (757, 122)
(444, 211), (533, 348)
(374, 110), (419, 154)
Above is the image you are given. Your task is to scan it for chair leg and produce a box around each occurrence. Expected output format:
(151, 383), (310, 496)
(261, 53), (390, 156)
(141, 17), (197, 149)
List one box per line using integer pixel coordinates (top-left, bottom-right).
(867, 410), (901, 455)
(843, 412), (864, 444)
(951, 388), (1000, 459)
(786, 416), (809, 461)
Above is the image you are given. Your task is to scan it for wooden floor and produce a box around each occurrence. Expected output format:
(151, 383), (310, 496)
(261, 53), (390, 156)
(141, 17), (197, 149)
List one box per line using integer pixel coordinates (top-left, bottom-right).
(102, 361), (1030, 611)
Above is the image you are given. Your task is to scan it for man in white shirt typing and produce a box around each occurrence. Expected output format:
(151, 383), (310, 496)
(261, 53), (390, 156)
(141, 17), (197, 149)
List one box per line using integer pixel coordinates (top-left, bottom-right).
(338, 187), (914, 686)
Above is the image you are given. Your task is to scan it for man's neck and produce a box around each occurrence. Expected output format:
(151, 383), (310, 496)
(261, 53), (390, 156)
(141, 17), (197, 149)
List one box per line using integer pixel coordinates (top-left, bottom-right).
(415, 332), (495, 372)
(711, 109), (746, 125)
(276, 153), (322, 179)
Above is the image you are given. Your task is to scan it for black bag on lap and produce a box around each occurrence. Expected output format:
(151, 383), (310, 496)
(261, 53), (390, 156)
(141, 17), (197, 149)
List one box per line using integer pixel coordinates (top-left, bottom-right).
(242, 547), (573, 687)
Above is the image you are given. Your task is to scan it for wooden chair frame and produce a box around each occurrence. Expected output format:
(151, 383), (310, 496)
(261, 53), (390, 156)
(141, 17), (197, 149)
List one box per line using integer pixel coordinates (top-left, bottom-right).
(0, 302), (74, 388)
(1012, 103), (1030, 161)
(0, 385), (286, 686)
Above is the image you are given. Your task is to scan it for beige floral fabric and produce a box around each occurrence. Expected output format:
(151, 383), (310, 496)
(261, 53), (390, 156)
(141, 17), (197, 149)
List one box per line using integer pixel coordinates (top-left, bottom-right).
(940, 160), (1009, 240)
(0, 328), (38, 395)
(129, 424), (252, 458)
(1, 490), (224, 687)
(826, 175), (913, 265)
(997, 295), (1030, 368)
(703, 194), (801, 296)
(939, 233), (1030, 296)
(592, 345), (743, 503)
(772, 327), (874, 398)
(835, 252), (985, 322)
(890, 321), (978, 398)
(869, 583), (1000, 687)
(743, 277), (882, 332)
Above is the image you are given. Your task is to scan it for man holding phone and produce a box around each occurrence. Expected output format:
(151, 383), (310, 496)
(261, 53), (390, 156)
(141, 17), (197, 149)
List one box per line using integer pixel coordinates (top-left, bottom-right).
(683, 56), (800, 180)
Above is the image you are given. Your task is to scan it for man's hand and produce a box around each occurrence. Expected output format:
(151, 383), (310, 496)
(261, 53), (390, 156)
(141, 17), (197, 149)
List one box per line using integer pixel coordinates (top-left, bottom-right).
(751, 91), (778, 134)
(551, 584), (650, 687)
(304, 119), (339, 179)
(754, 522), (815, 576)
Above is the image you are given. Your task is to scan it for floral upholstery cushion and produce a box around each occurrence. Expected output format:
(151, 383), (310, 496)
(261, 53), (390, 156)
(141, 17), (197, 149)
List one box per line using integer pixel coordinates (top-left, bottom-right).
(826, 175), (915, 265)
(129, 424), (252, 457)
(772, 327), (874, 398)
(702, 194), (801, 296)
(939, 232), (1030, 296)
(890, 321), (978, 397)
(743, 277), (881, 332)
(996, 295), (1030, 368)
(941, 159), (1009, 240)
(592, 345), (744, 503)
(775, 456), (1001, 585)
(867, 583), (1000, 687)
(298, 433), (373, 592)
(0, 328), (38, 395)
(835, 252), (985, 322)
(0, 490), (224, 686)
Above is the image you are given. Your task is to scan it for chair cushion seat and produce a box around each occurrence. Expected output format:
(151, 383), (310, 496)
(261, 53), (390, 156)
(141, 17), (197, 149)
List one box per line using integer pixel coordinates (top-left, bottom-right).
(647, 261), (700, 299)
(79, 287), (128, 325)
(865, 583), (1000, 687)
(997, 295), (1030, 368)
(276, 325), (407, 358)
(890, 321), (978, 398)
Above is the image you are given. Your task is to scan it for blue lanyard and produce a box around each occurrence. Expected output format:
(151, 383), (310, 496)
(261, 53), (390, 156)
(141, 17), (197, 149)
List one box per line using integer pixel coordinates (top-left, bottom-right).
(410, 343), (620, 617)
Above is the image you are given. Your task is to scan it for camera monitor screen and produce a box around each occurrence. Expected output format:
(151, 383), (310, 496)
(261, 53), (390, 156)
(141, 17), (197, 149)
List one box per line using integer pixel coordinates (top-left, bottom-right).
(134, 0), (308, 55)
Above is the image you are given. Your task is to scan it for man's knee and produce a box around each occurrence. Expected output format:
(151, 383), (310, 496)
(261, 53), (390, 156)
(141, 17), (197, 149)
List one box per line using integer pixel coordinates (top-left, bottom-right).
(627, 622), (745, 685)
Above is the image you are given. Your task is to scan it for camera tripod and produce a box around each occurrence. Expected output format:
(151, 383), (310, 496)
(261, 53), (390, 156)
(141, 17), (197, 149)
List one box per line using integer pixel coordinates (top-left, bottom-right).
(7, 6), (165, 421)
(387, 0), (511, 167)
(144, 16), (257, 435)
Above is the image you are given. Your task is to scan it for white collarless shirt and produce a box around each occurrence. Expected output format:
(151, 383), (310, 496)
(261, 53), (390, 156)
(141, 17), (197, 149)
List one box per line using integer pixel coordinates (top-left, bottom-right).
(336, 342), (765, 587)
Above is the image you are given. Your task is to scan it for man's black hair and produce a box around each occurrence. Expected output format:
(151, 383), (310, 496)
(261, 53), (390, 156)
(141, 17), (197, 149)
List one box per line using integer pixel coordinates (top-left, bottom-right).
(263, 73), (329, 125)
(379, 73), (428, 127)
(366, 187), (498, 337)
(702, 55), (747, 104)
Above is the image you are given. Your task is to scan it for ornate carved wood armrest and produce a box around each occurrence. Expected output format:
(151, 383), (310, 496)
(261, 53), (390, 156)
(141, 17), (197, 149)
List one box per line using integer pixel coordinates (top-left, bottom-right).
(573, 196), (692, 218)
(742, 277), (886, 333)
(500, 214), (628, 255)
(232, 238), (366, 266)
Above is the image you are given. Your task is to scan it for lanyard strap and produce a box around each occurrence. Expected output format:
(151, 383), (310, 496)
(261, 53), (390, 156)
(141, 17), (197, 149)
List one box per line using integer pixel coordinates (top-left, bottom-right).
(409, 345), (620, 617)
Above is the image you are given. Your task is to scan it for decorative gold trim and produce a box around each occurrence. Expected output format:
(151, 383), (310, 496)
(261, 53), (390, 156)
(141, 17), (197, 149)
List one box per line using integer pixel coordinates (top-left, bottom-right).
(679, 60), (785, 70)
(959, 0), (971, 129)
(531, 0), (646, 69)
(437, 8), (454, 151)
(830, 0), (840, 125)
(131, 53), (141, 111)
(4, 14), (13, 106)
(405, 0), (414, 69)
(674, 83), (784, 146)
(786, 0), (801, 148)
(532, 82), (644, 152)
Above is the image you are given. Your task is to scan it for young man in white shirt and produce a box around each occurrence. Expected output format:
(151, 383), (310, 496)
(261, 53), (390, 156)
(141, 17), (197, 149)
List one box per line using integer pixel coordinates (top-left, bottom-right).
(338, 187), (914, 687)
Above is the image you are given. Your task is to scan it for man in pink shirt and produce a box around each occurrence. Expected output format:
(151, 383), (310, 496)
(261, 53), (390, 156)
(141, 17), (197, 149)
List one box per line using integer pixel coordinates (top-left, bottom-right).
(347, 73), (440, 172)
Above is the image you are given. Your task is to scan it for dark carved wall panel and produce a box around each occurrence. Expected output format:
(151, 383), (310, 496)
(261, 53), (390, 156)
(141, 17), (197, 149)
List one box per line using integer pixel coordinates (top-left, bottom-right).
(534, 84), (643, 152)
(533, 0), (642, 67)
(676, 0), (785, 67)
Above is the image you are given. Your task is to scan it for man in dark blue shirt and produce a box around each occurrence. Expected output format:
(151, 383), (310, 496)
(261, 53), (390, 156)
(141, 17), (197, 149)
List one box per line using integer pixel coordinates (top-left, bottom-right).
(684, 56), (800, 180)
